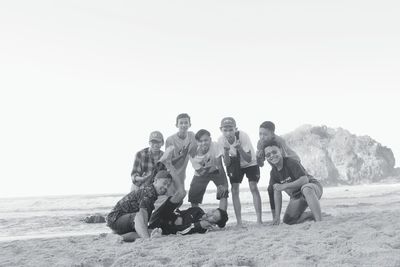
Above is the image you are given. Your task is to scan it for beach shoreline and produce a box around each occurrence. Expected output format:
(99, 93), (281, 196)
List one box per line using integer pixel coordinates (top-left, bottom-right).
(1, 183), (400, 266)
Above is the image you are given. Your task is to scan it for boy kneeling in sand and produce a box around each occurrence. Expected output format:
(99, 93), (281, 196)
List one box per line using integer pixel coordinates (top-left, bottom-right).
(263, 140), (323, 225)
(106, 171), (172, 242)
(148, 190), (228, 235)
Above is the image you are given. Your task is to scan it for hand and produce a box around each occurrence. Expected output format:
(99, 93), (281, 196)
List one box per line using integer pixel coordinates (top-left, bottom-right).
(273, 183), (286, 192)
(233, 139), (241, 149)
(256, 150), (265, 160)
(272, 217), (280, 226)
(200, 220), (214, 230)
(150, 228), (163, 238)
(180, 143), (191, 156)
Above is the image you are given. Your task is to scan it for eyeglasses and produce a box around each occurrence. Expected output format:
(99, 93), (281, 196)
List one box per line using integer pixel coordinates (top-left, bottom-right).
(265, 150), (279, 159)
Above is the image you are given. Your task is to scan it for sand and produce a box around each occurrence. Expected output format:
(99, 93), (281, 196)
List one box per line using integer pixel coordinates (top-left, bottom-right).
(1, 184), (400, 267)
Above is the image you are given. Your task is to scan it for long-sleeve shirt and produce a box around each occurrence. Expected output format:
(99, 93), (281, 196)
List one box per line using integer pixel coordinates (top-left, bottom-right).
(131, 147), (164, 187)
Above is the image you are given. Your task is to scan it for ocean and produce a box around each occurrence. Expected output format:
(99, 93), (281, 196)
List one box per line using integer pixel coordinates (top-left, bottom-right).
(0, 187), (275, 242)
(2, 183), (399, 242)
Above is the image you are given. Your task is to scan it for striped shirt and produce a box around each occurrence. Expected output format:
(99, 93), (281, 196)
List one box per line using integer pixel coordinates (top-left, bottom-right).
(131, 148), (164, 187)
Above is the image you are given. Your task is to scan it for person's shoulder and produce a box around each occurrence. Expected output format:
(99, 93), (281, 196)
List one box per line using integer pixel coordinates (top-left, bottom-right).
(142, 185), (157, 197)
(238, 130), (250, 140)
(284, 157), (302, 168)
(136, 147), (149, 155)
(216, 135), (225, 143)
(166, 134), (177, 143)
(273, 135), (286, 144)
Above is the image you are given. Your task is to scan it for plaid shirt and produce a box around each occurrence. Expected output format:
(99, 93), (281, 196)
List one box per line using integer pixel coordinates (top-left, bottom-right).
(131, 147), (164, 187)
(106, 185), (158, 228)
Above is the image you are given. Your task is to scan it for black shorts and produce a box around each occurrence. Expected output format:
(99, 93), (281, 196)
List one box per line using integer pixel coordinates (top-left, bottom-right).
(229, 165), (260, 184)
(148, 197), (181, 229)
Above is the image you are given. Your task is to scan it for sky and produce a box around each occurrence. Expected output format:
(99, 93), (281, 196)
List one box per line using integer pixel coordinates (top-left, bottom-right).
(1, 0), (399, 198)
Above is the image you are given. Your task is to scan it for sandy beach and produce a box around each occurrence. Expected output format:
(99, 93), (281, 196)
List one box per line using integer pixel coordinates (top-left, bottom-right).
(1, 183), (400, 267)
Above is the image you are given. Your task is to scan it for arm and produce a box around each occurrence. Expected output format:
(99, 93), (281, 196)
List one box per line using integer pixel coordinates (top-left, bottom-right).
(268, 183), (275, 219)
(275, 176), (309, 191)
(236, 144), (252, 163)
(216, 157), (228, 211)
(223, 148), (231, 167)
(177, 221), (208, 235)
(134, 208), (150, 238)
(171, 144), (190, 167)
(131, 152), (146, 186)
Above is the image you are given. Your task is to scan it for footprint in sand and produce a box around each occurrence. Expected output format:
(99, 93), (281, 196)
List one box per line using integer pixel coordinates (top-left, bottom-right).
(236, 256), (255, 267)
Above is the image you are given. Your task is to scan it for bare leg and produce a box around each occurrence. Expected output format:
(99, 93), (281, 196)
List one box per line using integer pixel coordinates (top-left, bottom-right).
(296, 211), (315, 224)
(249, 181), (262, 224)
(302, 187), (322, 221)
(283, 198), (308, 225)
(219, 197), (228, 211)
(231, 183), (242, 226)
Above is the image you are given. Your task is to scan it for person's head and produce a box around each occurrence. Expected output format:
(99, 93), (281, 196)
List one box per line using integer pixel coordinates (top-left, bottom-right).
(175, 113), (191, 133)
(148, 131), (164, 153)
(202, 208), (229, 228)
(195, 129), (212, 153)
(152, 170), (172, 195)
(259, 121), (276, 143)
(263, 140), (283, 166)
(220, 117), (237, 142)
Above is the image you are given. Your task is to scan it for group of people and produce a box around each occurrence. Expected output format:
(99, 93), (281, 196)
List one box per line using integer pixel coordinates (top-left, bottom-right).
(106, 114), (323, 242)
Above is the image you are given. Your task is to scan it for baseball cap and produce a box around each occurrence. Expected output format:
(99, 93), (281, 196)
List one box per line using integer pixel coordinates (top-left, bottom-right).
(220, 117), (236, 128)
(149, 131), (164, 143)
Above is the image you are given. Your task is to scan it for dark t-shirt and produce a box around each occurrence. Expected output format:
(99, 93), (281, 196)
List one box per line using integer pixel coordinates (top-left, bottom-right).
(270, 157), (319, 198)
(106, 185), (158, 227)
(149, 197), (207, 235)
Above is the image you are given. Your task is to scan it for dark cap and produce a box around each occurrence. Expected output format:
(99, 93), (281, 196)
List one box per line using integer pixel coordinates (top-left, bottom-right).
(220, 117), (236, 128)
(149, 131), (164, 143)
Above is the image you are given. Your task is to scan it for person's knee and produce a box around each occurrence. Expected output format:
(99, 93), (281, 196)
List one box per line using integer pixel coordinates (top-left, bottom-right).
(249, 182), (259, 193)
(217, 185), (229, 199)
(231, 184), (240, 195)
(283, 214), (297, 225)
(301, 184), (315, 197)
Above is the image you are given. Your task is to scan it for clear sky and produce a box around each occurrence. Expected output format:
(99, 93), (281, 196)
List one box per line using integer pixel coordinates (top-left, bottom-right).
(1, 0), (399, 197)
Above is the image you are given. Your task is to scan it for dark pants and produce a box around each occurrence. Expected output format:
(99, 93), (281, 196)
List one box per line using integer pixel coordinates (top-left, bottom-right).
(109, 213), (136, 235)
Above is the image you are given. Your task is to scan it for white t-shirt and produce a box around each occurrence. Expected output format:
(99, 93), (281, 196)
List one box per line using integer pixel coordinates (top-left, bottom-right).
(218, 130), (257, 168)
(162, 132), (196, 180)
(189, 142), (223, 176)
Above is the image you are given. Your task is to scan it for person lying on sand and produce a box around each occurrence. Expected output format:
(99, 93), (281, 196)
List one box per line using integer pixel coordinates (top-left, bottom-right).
(148, 190), (228, 235)
(106, 171), (172, 242)
(262, 140), (323, 225)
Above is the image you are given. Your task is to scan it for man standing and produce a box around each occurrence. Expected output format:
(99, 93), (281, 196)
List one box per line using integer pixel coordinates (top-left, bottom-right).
(162, 113), (197, 196)
(130, 131), (165, 191)
(218, 117), (262, 226)
(188, 129), (229, 210)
